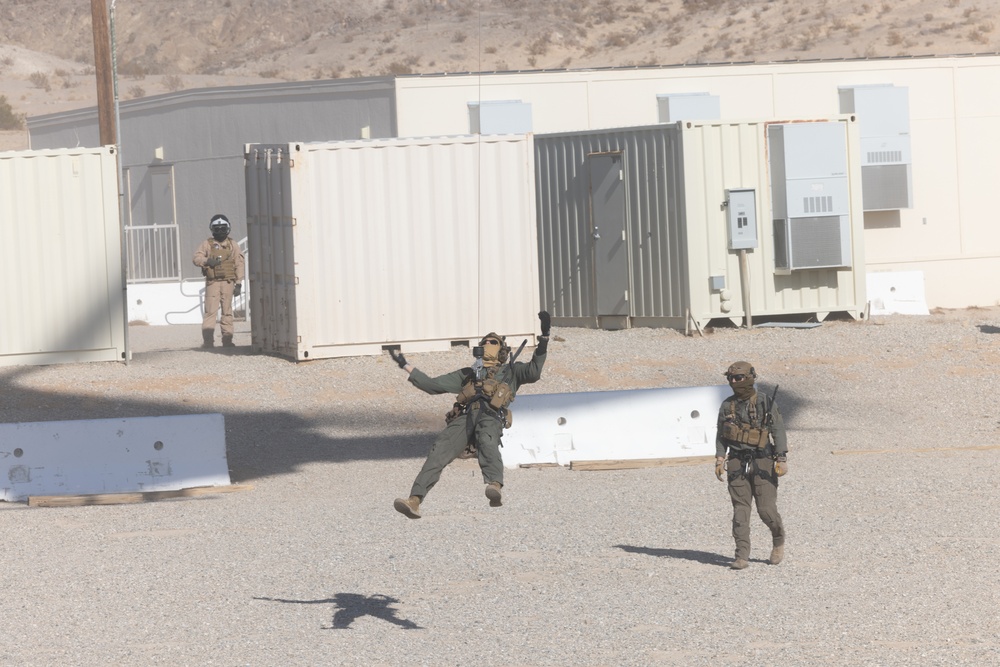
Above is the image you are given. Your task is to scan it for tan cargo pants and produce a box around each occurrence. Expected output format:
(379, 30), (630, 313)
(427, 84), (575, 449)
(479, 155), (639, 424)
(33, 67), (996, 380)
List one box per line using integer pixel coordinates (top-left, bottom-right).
(202, 279), (235, 338)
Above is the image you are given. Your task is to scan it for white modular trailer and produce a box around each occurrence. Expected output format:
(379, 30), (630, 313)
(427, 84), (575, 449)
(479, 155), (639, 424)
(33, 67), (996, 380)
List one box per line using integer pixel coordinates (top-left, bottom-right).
(244, 134), (539, 360)
(0, 146), (127, 367)
(534, 117), (865, 330)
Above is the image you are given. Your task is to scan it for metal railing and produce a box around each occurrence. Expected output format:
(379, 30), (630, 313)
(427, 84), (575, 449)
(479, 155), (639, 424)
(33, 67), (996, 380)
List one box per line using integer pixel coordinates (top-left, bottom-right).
(124, 227), (250, 321)
(124, 224), (181, 283)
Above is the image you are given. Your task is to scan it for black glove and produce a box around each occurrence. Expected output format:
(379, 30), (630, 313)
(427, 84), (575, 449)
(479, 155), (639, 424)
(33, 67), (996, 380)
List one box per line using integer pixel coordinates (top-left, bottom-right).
(206, 256), (222, 268)
(538, 310), (551, 336)
(233, 283), (242, 297)
(389, 348), (408, 369)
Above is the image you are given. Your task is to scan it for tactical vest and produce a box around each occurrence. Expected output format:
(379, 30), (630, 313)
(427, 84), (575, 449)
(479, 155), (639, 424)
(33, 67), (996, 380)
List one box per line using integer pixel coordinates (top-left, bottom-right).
(204, 239), (237, 281)
(451, 364), (515, 428)
(720, 392), (771, 448)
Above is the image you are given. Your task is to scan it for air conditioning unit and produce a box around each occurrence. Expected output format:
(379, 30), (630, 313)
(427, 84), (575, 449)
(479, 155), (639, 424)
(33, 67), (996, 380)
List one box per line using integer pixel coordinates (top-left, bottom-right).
(839, 84), (913, 210)
(773, 216), (851, 271)
(768, 122), (852, 271)
(657, 93), (721, 123)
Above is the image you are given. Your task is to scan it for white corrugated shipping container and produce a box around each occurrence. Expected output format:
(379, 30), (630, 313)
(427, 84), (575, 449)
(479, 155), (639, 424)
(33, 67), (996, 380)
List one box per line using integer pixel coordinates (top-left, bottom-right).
(534, 117), (866, 330)
(244, 135), (539, 360)
(0, 146), (127, 367)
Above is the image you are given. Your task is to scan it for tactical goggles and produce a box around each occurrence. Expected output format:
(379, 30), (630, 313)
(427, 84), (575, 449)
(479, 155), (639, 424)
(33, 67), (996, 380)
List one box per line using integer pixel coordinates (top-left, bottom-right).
(727, 374), (748, 382)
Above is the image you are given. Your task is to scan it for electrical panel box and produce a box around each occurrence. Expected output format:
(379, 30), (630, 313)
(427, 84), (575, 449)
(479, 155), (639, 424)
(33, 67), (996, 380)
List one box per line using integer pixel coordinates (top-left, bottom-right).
(726, 188), (758, 250)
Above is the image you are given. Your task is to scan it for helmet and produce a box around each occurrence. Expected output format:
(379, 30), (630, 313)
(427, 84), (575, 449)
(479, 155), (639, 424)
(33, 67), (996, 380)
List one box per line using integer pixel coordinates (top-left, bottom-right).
(724, 361), (756, 381)
(724, 360), (756, 397)
(209, 214), (231, 240)
(478, 332), (509, 366)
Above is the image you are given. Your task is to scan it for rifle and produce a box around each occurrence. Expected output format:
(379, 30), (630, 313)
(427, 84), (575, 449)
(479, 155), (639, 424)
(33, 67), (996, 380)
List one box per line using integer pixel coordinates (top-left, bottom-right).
(507, 339), (527, 368)
(764, 384), (779, 454)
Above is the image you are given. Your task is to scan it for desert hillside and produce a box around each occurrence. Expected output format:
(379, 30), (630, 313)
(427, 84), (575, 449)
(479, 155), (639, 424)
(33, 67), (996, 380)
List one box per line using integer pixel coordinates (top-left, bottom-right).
(2, 0), (998, 150)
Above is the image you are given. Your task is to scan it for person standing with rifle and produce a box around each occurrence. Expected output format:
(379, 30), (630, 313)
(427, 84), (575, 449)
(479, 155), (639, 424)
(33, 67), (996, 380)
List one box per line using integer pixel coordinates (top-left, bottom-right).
(390, 312), (551, 518)
(714, 361), (788, 569)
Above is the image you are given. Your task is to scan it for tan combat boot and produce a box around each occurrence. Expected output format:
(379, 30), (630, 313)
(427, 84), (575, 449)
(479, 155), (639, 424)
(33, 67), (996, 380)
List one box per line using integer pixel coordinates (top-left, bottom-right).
(730, 557), (749, 570)
(769, 544), (784, 565)
(393, 495), (421, 519)
(485, 481), (503, 507)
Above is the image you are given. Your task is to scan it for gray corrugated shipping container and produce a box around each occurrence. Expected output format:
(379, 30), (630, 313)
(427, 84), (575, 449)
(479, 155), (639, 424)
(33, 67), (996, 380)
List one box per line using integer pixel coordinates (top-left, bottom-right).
(0, 146), (127, 366)
(534, 118), (866, 330)
(244, 134), (539, 360)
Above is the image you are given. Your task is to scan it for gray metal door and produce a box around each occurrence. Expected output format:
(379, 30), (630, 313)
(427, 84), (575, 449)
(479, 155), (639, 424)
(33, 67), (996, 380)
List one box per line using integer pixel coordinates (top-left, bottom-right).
(589, 153), (628, 316)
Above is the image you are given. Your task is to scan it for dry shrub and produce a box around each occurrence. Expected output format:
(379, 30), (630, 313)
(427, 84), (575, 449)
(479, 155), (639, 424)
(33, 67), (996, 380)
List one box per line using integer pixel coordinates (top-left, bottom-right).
(528, 37), (549, 55)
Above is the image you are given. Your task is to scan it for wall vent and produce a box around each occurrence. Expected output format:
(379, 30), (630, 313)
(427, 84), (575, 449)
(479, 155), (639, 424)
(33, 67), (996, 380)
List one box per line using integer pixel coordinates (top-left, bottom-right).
(803, 195), (835, 214)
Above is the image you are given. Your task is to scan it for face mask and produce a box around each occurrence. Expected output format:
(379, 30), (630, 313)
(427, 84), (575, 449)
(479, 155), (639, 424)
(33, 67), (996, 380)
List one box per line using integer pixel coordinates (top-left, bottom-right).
(727, 373), (755, 400)
(482, 341), (502, 366)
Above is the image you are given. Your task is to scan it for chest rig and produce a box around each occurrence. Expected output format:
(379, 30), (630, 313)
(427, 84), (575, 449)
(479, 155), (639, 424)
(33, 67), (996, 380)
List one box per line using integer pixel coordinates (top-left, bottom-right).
(720, 393), (770, 448)
(204, 239), (237, 281)
(446, 363), (515, 434)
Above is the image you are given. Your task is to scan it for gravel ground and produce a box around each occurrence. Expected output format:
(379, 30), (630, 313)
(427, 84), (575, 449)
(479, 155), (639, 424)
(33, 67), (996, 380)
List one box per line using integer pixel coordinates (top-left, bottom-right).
(2, 310), (1000, 666)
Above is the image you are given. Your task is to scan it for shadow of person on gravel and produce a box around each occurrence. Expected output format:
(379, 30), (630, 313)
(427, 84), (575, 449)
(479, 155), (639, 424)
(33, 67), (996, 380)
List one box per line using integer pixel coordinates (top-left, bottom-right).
(614, 544), (733, 567)
(254, 593), (423, 630)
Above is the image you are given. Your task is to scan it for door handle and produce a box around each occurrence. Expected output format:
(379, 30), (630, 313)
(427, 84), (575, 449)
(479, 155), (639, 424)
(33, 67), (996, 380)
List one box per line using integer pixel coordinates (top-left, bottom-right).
(593, 226), (601, 239)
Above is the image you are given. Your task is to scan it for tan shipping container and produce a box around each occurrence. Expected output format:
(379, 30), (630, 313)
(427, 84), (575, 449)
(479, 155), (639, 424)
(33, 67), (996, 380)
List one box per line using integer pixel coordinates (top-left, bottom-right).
(0, 146), (126, 367)
(244, 135), (539, 360)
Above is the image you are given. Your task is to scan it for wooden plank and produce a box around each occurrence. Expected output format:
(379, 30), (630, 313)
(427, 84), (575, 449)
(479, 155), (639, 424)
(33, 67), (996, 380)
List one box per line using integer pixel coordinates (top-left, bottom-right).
(27, 484), (253, 508)
(831, 445), (1000, 456)
(517, 462), (563, 468)
(570, 456), (715, 471)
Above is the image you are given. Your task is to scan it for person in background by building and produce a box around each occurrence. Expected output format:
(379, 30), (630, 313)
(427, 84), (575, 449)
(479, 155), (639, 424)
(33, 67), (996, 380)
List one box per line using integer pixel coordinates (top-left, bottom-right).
(193, 214), (245, 348)
(715, 361), (788, 570)
(390, 312), (551, 519)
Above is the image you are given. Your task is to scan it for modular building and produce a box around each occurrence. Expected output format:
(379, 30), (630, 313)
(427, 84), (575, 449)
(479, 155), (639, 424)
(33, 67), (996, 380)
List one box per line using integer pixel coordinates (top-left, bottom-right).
(534, 118), (866, 330)
(24, 55), (1000, 317)
(244, 134), (539, 360)
(0, 146), (127, 366)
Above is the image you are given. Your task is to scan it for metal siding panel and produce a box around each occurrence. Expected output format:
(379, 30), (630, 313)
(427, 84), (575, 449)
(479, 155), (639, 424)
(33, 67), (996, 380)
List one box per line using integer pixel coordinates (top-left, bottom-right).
(245, 145), (300, 357)
(535, 125), (686, 324)
(245, 135), (538, 360)
(0, 146), (126, 366)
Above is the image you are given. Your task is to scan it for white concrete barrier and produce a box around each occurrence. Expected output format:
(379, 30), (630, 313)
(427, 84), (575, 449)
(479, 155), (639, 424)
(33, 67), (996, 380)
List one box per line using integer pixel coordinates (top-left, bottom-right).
(502, 385), (733, 468)
(0, 414), (231, 502)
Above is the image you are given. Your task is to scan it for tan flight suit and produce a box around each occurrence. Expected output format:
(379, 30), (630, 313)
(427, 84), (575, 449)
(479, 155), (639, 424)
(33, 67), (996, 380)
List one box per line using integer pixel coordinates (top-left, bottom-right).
(193, 236), (245, 342)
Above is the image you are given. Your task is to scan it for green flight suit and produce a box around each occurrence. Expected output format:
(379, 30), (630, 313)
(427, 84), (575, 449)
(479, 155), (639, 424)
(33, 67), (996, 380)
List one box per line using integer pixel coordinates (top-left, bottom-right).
(407, 348), (546, 499)
(716, 390), (787, 561)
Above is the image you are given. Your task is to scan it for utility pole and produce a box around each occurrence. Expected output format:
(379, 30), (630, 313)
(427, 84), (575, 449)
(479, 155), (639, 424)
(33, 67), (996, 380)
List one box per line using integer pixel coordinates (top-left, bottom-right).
(91, 0), (116, 146)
